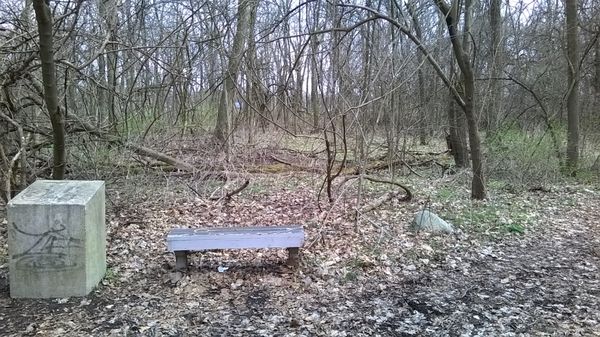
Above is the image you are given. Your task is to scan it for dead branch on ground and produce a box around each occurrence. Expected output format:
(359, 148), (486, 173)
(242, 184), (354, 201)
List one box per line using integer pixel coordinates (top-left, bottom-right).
(338, 175), (412, 216)
(69, 118), (199, 172)
(343, 159), (402, 175)
(209, 179), (250, 201)
(270, 154), (321, 173)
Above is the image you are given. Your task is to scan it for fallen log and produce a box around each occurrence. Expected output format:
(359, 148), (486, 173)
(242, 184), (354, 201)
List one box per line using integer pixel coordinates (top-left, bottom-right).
(126, 143), (196, 172)
(269, 154), (322, 173)
(359, 189), (408, 213)
(68, 118), (198, 173)
(343, 159), (403, 175)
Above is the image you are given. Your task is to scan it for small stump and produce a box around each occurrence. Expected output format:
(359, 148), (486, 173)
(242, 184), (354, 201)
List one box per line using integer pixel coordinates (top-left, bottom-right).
(7, 180), (106, 298)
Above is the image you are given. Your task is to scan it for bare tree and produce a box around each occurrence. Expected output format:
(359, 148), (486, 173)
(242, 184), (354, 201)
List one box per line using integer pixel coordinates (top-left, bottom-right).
(213, 0), (255, 154)
(435, 0), (486, 199)
(33, 0), (65, 179)
(407, 1), (430, 145)
(565, 0), (580, 175)
(488, 0), (503, 132)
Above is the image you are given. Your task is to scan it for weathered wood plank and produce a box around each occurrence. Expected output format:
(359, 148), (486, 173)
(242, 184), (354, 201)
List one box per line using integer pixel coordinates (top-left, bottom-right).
(167, 226), (304, 252)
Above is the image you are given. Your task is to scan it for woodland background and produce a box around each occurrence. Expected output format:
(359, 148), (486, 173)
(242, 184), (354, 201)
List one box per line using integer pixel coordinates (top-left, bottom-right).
(0, 0), (598, 198)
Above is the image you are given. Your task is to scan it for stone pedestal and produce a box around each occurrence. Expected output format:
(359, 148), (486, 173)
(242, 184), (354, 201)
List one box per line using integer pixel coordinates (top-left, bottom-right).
(7, 180), (106, 298)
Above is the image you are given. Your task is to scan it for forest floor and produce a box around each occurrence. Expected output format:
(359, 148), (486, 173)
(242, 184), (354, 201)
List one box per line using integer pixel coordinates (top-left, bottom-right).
(1, 141), (600, 336)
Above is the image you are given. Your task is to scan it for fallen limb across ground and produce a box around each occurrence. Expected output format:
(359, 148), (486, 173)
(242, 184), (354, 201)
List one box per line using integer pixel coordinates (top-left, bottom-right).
(338, 175), (412, 214)
(68, 118), (198, 172)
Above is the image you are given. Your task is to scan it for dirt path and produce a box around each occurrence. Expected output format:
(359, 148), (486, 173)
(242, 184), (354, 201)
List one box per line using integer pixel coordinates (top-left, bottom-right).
(371, 189), (600, 335)
(1, 177), (599, 336)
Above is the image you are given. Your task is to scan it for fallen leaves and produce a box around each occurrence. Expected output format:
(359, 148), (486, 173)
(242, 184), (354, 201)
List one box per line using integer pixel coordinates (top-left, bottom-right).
(0, 169), (600, 335)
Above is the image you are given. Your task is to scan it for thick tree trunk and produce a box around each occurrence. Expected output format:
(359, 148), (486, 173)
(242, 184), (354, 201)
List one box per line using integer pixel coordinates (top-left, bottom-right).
(565, 0), (580, 175)
(33, 0), (65, 179)
(447, 78), (469, 167)
(464, 80), (486, 199)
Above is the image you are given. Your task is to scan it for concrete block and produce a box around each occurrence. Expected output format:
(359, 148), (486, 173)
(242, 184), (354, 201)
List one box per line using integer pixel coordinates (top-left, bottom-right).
(7, 180), (106, 298)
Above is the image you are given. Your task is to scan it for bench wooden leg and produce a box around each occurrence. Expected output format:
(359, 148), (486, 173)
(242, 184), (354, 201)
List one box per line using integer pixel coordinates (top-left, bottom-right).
(175, 251), (188, 270)
(286, 248), (300, 267)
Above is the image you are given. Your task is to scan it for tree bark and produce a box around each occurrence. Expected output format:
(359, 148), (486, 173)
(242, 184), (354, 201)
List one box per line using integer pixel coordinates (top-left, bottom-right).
(33, 0), (65, 180)
(447, 72), (469, 167)
(565, 0), (580, 175)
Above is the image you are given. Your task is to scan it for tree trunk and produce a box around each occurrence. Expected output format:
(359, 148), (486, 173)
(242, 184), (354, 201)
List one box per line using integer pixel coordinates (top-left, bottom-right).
(407, 2), (428, 145)
(595, 37), (600, 97)
(97, 52), (108, 128)
(99, 0), (119, 134)
(310, 14), (320, 132)
(594, 37), (600, 128)
(565, 0), (580, 175)
(435, 0), (486, 199)
(244, 0), (258, 143)
(213, 0), (254, 152)
(488, 0), (502, 132)
(33, 0), (65, 179)
(447, 74), (469, 167)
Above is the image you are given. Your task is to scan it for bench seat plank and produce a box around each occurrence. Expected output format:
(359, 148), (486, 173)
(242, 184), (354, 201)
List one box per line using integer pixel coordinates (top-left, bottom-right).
(167, 226), (304, 252)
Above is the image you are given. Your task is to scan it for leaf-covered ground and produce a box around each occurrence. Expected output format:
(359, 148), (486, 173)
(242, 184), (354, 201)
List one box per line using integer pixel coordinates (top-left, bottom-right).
(1, 168), (600, 336)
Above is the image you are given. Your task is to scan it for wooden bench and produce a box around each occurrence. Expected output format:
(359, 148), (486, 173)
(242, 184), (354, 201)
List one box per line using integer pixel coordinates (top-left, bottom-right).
(166, 226), (304, 270)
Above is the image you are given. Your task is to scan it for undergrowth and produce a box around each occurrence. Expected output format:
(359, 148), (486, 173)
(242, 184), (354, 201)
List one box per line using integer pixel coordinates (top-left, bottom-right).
(485, 127), (564, 189)
(446, 201), (533, 235)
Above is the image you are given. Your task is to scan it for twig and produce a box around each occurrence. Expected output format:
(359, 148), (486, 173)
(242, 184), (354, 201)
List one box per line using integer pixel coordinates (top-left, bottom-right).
(186, 183), (203, 198)
(5, 150), (21, 202)
(0, 110), (26, 188)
